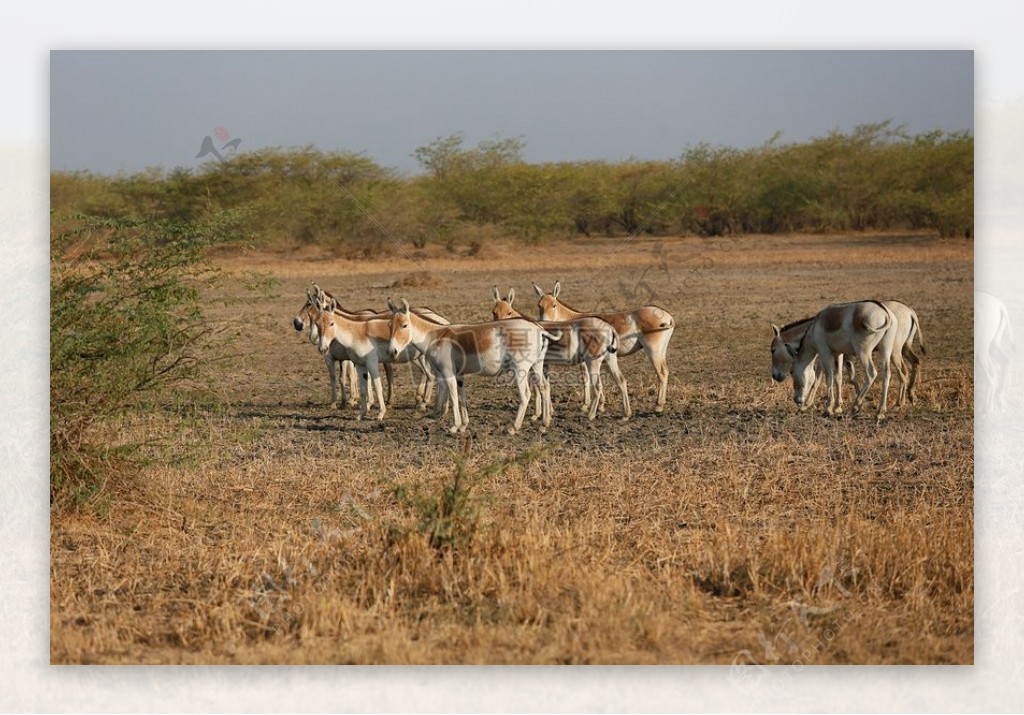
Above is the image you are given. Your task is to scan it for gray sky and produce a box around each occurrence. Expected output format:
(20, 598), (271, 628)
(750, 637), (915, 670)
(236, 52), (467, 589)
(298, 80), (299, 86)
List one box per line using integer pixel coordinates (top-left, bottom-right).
(50, 51), (973, 176)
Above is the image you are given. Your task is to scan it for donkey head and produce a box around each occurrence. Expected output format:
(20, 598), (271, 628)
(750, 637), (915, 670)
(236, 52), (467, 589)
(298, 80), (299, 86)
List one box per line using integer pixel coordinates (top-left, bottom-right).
(532, 280), (562, 320)
(770, 323), (797, 382)
(388, 298), (414, 359)
(491, 286), (519, 321)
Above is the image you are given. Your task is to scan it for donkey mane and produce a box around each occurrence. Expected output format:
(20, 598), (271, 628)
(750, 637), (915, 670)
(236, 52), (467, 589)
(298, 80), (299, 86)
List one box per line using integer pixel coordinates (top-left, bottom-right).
(553, 297), (586, 313)
(780, 316), (816, 333)
(794, 315), (819, 355)
(412, 308), (448, 326)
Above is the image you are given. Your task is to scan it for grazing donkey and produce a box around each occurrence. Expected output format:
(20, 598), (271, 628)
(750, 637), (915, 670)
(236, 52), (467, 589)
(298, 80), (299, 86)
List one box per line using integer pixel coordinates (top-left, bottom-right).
(491, 287), (630, 421)
(388, 299), (562, 435)
(772, 300), (925, 409)
(309, 294), (437, 421)
(532, 281), (674, 412)
(975, 291), (1014, 411)
(788, 300), (901, 420)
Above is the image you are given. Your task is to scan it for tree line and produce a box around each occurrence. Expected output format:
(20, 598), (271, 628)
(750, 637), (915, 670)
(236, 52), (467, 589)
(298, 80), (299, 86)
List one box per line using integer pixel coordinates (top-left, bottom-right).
(51, 122), (973, 257)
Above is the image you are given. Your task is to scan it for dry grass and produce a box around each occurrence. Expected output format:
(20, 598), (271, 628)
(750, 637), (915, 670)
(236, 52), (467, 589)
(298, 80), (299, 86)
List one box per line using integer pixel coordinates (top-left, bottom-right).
(50, 232), (973, 664)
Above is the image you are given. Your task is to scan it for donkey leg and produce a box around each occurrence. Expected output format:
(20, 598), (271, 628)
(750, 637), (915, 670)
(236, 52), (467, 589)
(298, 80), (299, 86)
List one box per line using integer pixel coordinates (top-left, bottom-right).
(326, 355), (340, 408)
(383, 362), (394, 406)
(903, 346), (921, 404)
(346, 360), (361, 407)
(510, 365), (532, 434)
(891, 349), (910, 409)
(532, 365), (547, 421)
(807, 361), (823, 408)
(851, 353), (878, 414)
(580, 363), (592, 413)
(534, 362), (553, 430)
(370, 364), (387, 421)
(356, 367), (370, 420)
(642, 332), (671, 413)
(444, 375), (462, 433)
(605, 351), (631, 421)
(457, 377), (469, 431)
(876, 355), (892, 420)
(431, 374), (448, 419)
(834, 355), (846, 415)
(817, 348), (837, 417)
(586, 358), (604, 421)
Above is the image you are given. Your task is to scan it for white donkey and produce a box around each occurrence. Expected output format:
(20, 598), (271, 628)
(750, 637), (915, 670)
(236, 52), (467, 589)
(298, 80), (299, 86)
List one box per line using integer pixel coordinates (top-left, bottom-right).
(533, 281), (674, 413)
(309, 294), (438, 421)
(491, 287), (630, 421)
(976, 291), (1014, 411)
(388, 299), (561, 435)
(788, 300), (901, 420)
(772, 299), (926, 409)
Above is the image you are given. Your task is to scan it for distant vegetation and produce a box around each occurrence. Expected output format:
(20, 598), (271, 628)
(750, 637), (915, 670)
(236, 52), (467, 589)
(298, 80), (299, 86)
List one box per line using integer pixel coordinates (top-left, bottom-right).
(50, 122), (973, 256)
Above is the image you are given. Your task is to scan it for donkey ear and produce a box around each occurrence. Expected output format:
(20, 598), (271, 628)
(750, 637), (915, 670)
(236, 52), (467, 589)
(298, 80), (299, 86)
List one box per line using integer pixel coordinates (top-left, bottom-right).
(492, 286), (500, 302)
(401, 298), (411, 315)
(507, 287), (515, 304)
(771, 323), (782, 338)
(387, 296), (399, 313)
(553, 281), (561, 298)
(533, 282), (544, 298)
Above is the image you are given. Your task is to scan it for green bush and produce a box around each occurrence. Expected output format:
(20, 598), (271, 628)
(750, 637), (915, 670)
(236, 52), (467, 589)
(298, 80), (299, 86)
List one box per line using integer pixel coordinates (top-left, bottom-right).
(49, 211), (254, 511)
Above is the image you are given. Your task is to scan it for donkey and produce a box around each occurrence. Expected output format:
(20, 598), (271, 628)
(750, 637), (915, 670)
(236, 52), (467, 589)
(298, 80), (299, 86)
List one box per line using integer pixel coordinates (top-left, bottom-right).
(309, 295), (437, 422)
(772, 299), (925, 408)
(491, 287), (630, 421)
(788, 300), (901, 420)
(532, 281), (674, 412)
(976, 291), (1014, 411)
(388, 299), (562, 435)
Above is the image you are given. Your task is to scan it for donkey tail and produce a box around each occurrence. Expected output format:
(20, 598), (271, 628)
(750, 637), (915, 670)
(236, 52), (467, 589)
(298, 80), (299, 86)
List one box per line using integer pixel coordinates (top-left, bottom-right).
(608, 331), (618, 354)
(541, 328), (563, 343)
(913, 313), (926, 356)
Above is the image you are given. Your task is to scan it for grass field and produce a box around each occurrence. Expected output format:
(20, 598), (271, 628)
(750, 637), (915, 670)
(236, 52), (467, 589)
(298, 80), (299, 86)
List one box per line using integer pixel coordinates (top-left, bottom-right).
(50, 232), (973, 664)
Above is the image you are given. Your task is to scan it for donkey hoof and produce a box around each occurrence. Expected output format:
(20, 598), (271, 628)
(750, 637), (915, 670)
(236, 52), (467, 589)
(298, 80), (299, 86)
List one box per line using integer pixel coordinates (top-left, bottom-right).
(448, 426), (461, 435)
(654, 405), (665, 414)
(507, 426), (518, 436)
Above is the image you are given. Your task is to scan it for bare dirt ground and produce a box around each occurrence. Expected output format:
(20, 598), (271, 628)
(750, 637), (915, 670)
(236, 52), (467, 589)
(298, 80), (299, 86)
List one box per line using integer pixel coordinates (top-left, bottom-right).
(51, 232), (973, 664)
